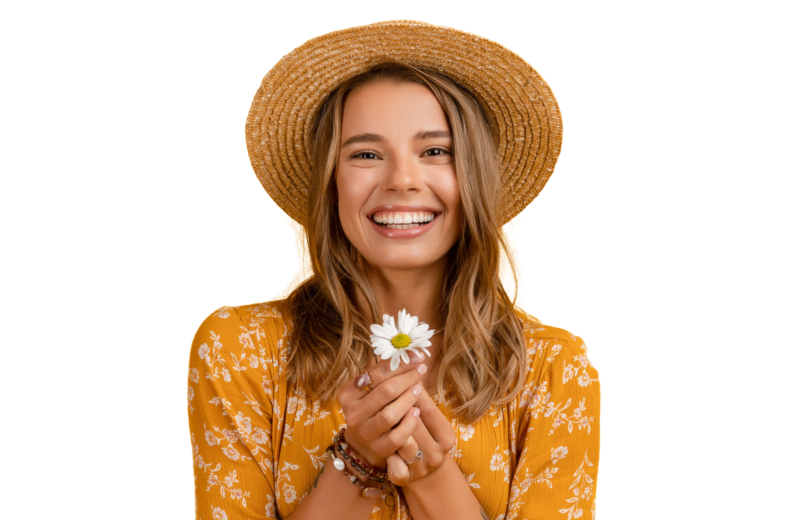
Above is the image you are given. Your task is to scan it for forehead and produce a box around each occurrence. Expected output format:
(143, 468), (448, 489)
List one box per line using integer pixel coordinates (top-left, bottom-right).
(341, 81), (450, 138)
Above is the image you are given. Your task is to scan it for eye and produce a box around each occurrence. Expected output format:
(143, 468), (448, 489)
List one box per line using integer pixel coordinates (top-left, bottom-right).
(352, 151), (379, 160)
(424, 147), (451, 157)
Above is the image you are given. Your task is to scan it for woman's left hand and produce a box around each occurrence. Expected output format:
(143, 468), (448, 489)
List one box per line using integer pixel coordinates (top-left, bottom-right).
(386, 386), (456, 486)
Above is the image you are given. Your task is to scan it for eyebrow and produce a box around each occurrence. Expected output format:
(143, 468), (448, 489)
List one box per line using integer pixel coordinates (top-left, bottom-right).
(340, 130), (452, 148)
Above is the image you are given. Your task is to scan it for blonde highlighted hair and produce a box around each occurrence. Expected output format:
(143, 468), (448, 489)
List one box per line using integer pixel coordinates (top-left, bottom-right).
(283, 62), (527, 424)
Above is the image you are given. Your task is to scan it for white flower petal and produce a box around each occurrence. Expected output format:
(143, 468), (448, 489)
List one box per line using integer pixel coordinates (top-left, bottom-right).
(381, 350), (393, 360)
(398, 309), (407, 333)
(401, 349), (410, 364)
(383, 314), (391, 325)
(419, 322), (433, 331)
(390, 354), (401, 371)
(420, 346), (431, 357)
(410, 329), (434, 342)
(409, 340), (431, 349)
(407, 315), (419, 334)
(372, 338), (392, 348)
(370, 325), (393, 339)
(373, 345), (393, 357)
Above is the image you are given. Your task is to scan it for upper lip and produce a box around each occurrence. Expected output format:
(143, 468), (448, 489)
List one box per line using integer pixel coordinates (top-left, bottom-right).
(366, 204), (442, 217)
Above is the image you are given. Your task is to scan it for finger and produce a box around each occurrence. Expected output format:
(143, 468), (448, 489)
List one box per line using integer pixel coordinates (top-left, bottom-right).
(386, 453), (411, 486)
(396, 430), (421, 466)
(409, 413), (438, 452)
(414, 387), (456, 448)
(398, 410), (452, 482)
(372, 405), (420, 457)
(359, 363), (427, 419)
(364, 349), (426, 391)
(362, 370), (424, 442)
(342, 353), (423, 419)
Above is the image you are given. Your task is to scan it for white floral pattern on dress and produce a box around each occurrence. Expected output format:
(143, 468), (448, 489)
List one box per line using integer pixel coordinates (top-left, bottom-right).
(490, 445), (512, 482)
(452, 419), (476, 441)
(559, 451), (595, 520)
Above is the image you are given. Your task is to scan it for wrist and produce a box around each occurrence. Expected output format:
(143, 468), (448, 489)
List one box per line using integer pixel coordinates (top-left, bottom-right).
(326, 446), (394, 505)
(342, 428), (386, 469)
(403, 453), (454, 494)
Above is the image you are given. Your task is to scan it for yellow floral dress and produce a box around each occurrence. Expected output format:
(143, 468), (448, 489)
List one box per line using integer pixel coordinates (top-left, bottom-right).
(187, 301), (601, 520)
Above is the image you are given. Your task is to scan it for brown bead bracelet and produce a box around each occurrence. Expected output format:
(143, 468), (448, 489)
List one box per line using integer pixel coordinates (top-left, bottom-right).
(325, 446), (394, 506)
(333, 428), (389, 483)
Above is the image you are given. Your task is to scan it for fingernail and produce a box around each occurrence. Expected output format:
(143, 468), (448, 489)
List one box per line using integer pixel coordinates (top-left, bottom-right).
(355, 373), (371, 389)
(412, 407), (420, 417)
(410, 351), (424, 362)
(417, 364), (427, 375)
(412, 385), (422, 396)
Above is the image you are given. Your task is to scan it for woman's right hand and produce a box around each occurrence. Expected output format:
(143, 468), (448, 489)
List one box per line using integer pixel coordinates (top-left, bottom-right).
(337, 350), (428, 469)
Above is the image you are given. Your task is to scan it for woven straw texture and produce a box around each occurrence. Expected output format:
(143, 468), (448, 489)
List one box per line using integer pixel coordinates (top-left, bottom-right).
(246, 20), (563, 225)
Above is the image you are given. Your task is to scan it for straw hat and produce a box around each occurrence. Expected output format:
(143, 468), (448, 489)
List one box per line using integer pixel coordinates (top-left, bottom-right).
(246, 20), (562, 225)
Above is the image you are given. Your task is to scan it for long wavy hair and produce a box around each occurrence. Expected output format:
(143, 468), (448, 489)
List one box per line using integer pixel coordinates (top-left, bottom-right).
(283, 62), (527, 424)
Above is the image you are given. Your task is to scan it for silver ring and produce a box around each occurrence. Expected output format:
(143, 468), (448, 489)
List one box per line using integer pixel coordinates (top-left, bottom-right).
(403, 450), (423, 465)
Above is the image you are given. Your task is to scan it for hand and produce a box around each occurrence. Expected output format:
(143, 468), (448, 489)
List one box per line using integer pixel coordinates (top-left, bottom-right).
(337, 350), (428, 468)
(385, 386), (456, 487)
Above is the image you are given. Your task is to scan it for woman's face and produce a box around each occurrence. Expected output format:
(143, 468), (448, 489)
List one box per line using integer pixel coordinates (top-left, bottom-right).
(336, 80), (462, 272)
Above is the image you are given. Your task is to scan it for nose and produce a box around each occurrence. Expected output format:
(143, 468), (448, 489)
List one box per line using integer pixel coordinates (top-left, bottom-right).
(381, 152), (423, 194)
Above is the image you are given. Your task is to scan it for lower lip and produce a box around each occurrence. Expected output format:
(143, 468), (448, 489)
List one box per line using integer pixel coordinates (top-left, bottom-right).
(368, 215), (439, 239)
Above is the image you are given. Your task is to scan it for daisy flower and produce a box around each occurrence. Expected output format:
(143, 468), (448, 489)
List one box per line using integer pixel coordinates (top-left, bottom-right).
(370, 309), (435, 370)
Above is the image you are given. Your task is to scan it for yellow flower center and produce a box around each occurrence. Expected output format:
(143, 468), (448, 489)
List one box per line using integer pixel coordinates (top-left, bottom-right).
(391, 333), (411, 349)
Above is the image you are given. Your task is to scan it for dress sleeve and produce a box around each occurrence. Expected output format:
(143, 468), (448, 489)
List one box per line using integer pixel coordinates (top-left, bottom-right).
(506, 333), (601, 520)
(187, 307), (280, 520)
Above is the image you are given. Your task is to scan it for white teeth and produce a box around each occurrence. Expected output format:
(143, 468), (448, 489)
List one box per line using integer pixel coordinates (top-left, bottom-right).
(371, 211), (436, 227)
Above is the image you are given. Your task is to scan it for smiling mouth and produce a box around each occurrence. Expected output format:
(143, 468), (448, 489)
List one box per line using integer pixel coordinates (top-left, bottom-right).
(368, 213), (439, 230)
(373, 217), (437, 229)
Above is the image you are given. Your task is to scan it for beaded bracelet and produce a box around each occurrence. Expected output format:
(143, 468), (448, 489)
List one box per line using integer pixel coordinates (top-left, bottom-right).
(333, 429), (389, 483)
(324, 446), (395, 506)
(336, 441), (389, 484)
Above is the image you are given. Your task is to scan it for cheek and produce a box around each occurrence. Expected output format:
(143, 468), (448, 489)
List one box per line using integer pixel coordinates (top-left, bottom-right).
(335, 171), (372, 231)
(447, 180), (461, 218)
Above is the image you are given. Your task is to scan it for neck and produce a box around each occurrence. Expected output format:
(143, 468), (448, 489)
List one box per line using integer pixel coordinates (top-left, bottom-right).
(355, 256), (448, 338)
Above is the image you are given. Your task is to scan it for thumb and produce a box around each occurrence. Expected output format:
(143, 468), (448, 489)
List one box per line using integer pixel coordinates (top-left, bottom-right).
(386, 453), (411, 486)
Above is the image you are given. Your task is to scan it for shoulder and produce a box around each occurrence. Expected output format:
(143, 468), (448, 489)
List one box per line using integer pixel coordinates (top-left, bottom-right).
(229, 300), (289, 332)
(194, 299), (288, 333)
(191, 299), (291, 371)
(189, 300), (291, 423)
(515, 308), (583, 345)
(513, 307), (597, 384)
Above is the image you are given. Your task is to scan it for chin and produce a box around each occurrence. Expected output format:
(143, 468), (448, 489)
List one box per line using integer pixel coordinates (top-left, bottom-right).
(365, 251), (443, 272)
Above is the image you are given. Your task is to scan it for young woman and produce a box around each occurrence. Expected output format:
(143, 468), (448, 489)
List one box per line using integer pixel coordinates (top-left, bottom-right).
(188, 21), (600, 520)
